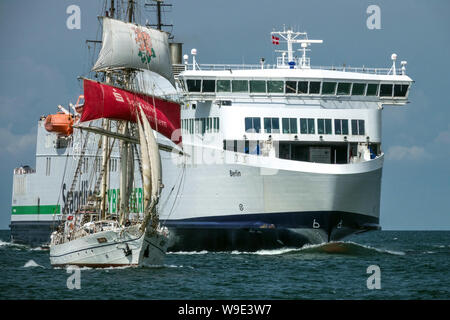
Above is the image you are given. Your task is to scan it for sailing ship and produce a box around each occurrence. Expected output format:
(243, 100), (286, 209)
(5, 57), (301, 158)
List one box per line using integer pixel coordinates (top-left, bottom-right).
(49, 0), (179, 267)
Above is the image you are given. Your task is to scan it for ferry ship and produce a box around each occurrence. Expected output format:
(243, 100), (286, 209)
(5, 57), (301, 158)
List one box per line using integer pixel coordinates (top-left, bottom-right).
(10, 24), (412, 250)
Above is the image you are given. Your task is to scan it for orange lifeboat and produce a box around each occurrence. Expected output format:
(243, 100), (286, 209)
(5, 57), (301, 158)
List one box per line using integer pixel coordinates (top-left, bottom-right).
(44, 113), (74, 136)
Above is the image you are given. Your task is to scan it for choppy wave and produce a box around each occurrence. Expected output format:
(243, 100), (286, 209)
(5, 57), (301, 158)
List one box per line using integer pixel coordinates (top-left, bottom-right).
(23, 260), (45, 268)
(164, 264), (194, 269)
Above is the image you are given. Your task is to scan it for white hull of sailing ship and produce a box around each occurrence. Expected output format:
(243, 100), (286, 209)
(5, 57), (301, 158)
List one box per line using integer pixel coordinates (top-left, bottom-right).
(49, 226), (169, 267)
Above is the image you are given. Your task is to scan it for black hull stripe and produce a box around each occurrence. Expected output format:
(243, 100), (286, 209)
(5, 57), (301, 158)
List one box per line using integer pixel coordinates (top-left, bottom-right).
(162, 211), (379, 230)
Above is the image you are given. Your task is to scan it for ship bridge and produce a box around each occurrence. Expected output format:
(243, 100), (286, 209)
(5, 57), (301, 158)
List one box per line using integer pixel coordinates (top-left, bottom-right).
(175, 29), (412, 106)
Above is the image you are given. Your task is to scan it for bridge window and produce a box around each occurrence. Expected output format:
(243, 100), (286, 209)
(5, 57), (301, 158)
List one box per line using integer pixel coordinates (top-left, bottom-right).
(317, 118), (332, 134)
(380, 84), (393, 97)
(337, 83), (351, 95)
(186, 79), (201, 92)
(366, 83), (378, 96)
(351, 119), (365, 135)
(282, 118), (298, 134)
(285, 81), (297, 94)
(334, 119), (349, 135)
(298, 81), (308, 94)
(202, 80), (215, 93)
(300, 118), (315, 134)
(217, 80), (231, 92)
(322, 82), (337, 95)
(267, 81), (284, 93)
(250, 80), (266, 93)
(201, 118), (207, 134)
(213, 117), (220, 132)
(206, 118), (212, 133)
(351, 83), (366, 96)
(309, 81), (321, 94)
(394, 84), (409, 97)
(264, 117), (280, 133)
(245, 117), (261, 133)
(232, 80), (248, 93)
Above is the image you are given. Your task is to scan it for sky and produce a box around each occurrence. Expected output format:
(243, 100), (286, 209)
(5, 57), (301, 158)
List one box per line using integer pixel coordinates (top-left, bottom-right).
(0, 0), (449, 230)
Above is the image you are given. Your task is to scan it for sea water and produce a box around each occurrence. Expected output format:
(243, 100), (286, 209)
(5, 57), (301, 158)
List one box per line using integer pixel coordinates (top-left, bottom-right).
(0, 230), (448, 299)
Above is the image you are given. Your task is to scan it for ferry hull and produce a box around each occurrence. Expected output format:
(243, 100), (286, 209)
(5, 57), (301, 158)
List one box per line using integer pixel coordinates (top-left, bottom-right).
(157, 150), (383, 251)
(10, 221), (55, 247)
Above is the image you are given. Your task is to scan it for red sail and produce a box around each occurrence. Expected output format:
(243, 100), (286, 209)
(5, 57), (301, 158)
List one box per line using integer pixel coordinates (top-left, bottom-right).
(80, 79), (181, 144)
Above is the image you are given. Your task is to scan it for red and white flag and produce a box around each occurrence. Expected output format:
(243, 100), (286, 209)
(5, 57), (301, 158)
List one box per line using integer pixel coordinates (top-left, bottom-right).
(272, 35), (280, 45)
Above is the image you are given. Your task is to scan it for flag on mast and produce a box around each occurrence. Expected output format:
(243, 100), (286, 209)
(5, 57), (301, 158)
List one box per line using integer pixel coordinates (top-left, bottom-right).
(272, 35), (280, 45)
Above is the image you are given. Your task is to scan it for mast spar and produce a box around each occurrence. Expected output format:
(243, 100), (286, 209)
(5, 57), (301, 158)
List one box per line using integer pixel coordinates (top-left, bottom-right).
(127, 0), (135, 23)
(110, 0), (115, 18)
(145, 0), (173, 33)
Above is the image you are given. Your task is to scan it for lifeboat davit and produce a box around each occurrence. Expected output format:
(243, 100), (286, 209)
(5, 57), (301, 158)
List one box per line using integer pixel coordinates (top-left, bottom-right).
(44, 113), (74, 136)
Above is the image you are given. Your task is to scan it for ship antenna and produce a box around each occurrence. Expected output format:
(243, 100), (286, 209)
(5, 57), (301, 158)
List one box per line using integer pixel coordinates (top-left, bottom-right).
(271, 28), (323, 69)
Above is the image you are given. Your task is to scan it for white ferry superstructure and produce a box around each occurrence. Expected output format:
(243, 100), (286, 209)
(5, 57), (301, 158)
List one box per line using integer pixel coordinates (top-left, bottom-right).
(10, 29), (413, 250)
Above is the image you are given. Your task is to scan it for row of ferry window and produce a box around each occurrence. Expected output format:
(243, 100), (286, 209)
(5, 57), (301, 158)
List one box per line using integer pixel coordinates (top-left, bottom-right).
(245, 117), (366, 136)
(185, 79), (409, 97)
(182, 117), (220, 134)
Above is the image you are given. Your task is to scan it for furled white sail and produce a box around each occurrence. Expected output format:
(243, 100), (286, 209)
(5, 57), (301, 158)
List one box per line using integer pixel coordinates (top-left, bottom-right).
(93, 17), (175, 86)
(137, 107), (162, 213)
(137, 115), (152, 213)
(137, 106), (163, 233)
(139, 107), (162, 202)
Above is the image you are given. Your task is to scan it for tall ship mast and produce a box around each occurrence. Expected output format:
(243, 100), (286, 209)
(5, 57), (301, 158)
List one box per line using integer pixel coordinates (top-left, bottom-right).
(39, 0), (177, 266)
(10, 3), (413, 251)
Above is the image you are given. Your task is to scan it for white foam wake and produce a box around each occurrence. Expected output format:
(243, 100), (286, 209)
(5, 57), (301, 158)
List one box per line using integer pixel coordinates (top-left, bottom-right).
(227, 241), (406, 256)
(231, 248), (302, 255)
(0, 240), (28, 249)
(168, 250), (209, 255)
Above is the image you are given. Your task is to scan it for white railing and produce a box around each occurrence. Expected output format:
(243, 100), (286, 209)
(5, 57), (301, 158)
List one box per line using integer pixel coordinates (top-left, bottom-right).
(175, 63), (402, 76)
(314, 65), (394, 75)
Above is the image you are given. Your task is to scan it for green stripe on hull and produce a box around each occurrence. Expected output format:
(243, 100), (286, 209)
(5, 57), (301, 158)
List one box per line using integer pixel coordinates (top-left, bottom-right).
(11, 205), (60, 215)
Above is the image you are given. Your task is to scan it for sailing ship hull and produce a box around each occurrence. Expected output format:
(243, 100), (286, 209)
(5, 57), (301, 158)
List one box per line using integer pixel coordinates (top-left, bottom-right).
(49, 228), (168, 267)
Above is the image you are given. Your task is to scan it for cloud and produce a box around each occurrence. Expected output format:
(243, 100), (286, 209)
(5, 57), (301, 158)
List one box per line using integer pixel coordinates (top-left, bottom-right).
(385, 145), (431, 161)
(0, 125), (36, 157)
(434, 127), (450, 145)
